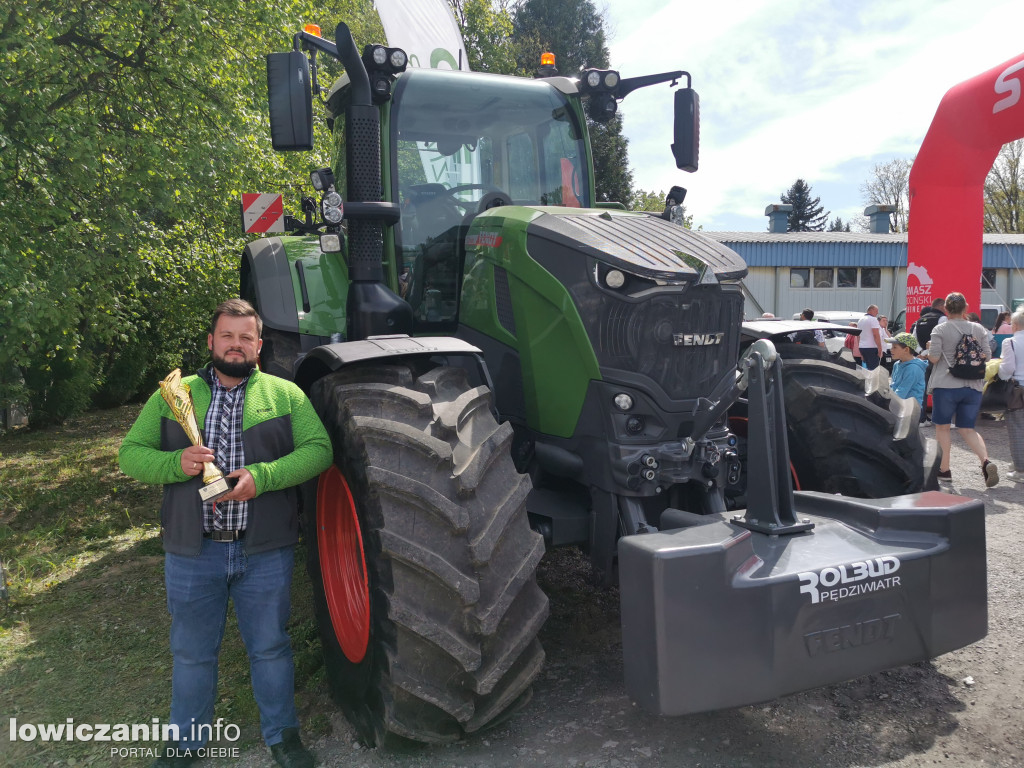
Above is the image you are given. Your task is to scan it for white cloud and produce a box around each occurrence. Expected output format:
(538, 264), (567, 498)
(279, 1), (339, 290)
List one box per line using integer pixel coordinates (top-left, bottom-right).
(606, 0), (1024, 230)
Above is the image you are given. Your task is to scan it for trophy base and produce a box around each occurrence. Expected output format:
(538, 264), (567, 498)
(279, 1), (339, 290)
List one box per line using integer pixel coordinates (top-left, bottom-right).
(199, 477), (237, 503)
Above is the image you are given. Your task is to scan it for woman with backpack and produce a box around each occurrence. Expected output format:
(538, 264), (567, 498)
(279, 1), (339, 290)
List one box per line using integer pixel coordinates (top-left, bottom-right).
(925, 292), (998, 486)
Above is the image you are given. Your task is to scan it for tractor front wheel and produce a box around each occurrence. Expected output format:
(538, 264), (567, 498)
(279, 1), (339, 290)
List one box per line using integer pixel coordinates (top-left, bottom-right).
(780, 358), (937, 496)
(305, 363), (548, 745)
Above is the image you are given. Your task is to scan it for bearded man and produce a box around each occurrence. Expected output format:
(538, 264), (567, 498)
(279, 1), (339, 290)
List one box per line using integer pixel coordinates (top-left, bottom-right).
(119, 299), (332, 768)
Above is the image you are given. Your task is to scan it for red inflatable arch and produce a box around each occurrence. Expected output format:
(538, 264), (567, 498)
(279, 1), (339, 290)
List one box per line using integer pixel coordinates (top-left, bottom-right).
(906, 52), (1024, 328)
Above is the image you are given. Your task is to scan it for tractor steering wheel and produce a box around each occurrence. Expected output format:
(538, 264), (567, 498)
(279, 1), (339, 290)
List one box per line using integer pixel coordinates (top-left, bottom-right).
(433, 183), (511, 214)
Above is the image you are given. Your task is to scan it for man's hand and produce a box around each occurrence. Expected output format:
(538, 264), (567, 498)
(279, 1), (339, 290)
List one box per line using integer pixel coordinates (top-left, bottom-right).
(220, 468), (257, 502)
(181, 446), (216, 477)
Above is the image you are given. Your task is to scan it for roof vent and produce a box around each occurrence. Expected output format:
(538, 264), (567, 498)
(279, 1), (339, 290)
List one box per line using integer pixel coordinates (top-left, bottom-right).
(864, 204), (896, 234)
(765, 204), (792, 233)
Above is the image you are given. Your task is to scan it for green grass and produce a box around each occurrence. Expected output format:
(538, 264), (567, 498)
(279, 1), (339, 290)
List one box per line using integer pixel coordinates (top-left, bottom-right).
(0, 405), (329, 767)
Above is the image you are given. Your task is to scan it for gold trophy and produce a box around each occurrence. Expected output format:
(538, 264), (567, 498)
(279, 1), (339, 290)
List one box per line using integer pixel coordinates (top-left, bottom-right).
(159, 369), (234, 502)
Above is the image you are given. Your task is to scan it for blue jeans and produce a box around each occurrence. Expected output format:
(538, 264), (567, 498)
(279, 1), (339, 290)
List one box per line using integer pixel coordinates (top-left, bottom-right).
(931, 386), (983, 429)
(861, 347), (880, 370)
(164, 539), (297, 748)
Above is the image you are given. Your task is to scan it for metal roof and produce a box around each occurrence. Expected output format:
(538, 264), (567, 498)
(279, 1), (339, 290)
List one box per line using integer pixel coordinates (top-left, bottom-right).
(700, 231), (1024, 269)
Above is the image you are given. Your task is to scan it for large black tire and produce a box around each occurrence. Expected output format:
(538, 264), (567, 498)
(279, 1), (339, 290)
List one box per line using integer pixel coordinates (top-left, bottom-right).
(305, 363), (548, 746)
(780, 358), (938, 497)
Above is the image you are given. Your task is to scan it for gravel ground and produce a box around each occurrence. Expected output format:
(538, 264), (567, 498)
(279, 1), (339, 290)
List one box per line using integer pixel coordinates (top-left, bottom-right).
(232, 418), (1022, 768)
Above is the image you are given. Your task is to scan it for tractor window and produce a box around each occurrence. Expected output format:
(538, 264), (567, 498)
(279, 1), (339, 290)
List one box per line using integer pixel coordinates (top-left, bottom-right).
(389, 68), (589, 330)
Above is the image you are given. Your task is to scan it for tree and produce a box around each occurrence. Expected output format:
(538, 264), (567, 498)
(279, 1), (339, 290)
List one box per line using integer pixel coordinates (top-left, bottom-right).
(780, 179), (829, 232)
(511, 0), (633, 203)
(0, 0), (378, 425)
(860, 158), (911, 232)
(630, 188), (692, 227)
(448, 0), (519, 74)
(984, 140), (1024, 233)
(827, 216), (851, 232)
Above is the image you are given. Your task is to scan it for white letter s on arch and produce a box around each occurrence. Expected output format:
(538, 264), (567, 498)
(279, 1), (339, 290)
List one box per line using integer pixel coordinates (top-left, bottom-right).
(994, 60), (1024, 114)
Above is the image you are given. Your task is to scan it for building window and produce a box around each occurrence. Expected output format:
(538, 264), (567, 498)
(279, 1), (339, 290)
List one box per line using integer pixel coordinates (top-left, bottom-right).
(982, 269), (997, 289)
(861, 268), (881, 288)
(837, 268), (857, 288)
(790, 268), (809, 288)
(814, 268), (834, 288)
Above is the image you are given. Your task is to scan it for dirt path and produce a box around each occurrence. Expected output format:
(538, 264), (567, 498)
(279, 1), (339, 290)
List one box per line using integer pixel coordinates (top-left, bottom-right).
(236, 418), (1024, 768)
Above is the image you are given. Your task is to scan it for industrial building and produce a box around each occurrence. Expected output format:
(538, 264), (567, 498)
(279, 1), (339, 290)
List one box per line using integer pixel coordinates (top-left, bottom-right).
(702, 205), (1024, 324)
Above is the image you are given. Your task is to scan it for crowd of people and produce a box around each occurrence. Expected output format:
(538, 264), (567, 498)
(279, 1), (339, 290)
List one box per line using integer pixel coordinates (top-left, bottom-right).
(789, 294), (1024, 487)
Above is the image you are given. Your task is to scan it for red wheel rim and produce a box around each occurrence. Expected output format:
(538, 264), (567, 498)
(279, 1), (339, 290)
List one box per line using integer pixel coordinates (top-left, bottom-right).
(317, 466), (370, 663)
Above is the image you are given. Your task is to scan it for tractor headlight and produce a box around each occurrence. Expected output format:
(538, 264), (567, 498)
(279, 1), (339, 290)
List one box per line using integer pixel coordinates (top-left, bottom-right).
(613, 393), (634, 411)
(587, 70), (602, 88)
(390, 49), (407, 69)
(319, 232), (343, 253)
(310, 168), (335, 192)
(604, 71), (619, 88)
(371, 45), (388, 66)
(605, 269), (625, 289)
(322, 191), (344, 224)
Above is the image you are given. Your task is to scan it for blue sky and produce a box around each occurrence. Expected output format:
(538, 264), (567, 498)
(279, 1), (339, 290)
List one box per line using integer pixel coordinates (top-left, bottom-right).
(603, 0), (1024, 231)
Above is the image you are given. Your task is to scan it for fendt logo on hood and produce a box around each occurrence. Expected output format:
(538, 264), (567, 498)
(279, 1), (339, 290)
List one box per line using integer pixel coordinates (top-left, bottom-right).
(673, 332), (725, 347)
(798, 556), (901, 605)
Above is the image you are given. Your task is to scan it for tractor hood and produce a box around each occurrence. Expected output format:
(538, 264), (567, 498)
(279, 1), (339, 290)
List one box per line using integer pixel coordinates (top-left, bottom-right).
(524, 209), (748, 283)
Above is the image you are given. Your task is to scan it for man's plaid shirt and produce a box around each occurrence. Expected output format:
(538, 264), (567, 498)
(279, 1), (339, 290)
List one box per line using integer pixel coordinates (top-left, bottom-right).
(203, 369), (250, 531)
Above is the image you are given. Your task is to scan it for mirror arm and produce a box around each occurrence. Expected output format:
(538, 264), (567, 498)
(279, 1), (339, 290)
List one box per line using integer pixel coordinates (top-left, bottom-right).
(293, 31), (339, 61)
(613, 70), (689, 100)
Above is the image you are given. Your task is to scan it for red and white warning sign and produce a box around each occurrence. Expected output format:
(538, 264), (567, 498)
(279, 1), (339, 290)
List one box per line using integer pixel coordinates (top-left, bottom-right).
(240, 193), (285, 233)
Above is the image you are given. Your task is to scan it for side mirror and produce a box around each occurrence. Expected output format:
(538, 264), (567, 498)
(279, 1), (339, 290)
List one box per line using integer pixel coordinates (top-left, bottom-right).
(672, 88), (700, 172)
(266, 51), (314, 151)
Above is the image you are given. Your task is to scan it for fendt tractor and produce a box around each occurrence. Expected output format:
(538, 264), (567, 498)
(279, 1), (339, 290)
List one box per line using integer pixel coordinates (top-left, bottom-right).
(240, 21), (988, 746)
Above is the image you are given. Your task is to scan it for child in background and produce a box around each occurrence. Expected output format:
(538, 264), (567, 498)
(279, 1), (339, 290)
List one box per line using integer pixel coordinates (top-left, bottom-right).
(890, 332), (928, 412)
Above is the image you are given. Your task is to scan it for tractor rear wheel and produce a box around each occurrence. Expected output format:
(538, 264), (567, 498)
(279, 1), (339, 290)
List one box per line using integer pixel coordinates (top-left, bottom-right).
(305, 363), (548, 746)
(780, 358), (937, 497)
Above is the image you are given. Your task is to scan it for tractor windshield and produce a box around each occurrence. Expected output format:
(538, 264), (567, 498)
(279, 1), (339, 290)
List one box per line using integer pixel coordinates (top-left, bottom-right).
(390, 68), (589, 328)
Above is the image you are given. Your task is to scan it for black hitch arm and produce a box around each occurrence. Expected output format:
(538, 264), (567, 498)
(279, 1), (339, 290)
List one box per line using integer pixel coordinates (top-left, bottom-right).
(732, 348), (813, 536)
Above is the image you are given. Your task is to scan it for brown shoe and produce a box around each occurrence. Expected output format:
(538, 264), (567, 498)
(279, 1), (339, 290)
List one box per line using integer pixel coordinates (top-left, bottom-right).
(983, 460), (999, 488)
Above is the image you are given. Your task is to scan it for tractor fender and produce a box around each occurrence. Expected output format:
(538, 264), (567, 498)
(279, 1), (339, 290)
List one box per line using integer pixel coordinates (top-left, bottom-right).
(241, 237), (299, 333)
(294, 335), (484, 393)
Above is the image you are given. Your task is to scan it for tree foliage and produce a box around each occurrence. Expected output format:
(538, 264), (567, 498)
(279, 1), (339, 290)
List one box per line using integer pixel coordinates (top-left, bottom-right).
(0, 0), (377, 425)
(630, 189), (692, 227)
(509, 0), (633, 203)
(780, 179), (829, 232)
(827, 216), (851, 232)
(984, 140), (1024, 233)
(860, 158), (911, 232)
(448, 0), (519, 74)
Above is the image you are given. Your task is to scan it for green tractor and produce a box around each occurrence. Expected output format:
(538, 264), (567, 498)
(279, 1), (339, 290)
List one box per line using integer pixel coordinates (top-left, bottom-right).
(242, 22), (987, 747)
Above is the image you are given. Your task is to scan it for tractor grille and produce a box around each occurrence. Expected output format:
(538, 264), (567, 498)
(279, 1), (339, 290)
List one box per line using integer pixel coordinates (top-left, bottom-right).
(589, 284), (743, 401)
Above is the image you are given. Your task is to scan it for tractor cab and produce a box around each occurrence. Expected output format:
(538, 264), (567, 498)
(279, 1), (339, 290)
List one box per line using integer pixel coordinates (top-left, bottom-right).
(327, 67), (593, 333)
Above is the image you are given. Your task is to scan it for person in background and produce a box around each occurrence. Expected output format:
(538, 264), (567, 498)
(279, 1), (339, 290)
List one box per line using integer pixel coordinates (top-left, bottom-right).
(966, 312), (993, 358)
(789, 307), (825, 347)
(993, 311), (1012, 335)
(890, 333), (927, 411)
(997, 309), (1024, 482)
(926, 292), (998, 486)
(914, 297), (948, 405)
(843, 322), (861, 366)
(856, 305), (883, 370)
(878, 315), (894, 372)
(913, 297), (947, 349)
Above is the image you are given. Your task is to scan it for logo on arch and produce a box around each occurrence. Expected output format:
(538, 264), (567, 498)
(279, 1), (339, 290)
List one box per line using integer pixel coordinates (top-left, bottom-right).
(906, 262), (934, 315)
(994, 59), (1024, 115)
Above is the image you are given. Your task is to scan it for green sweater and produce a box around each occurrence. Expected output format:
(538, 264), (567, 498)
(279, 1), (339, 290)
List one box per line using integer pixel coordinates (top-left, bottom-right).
(119, 367), (332, 554)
